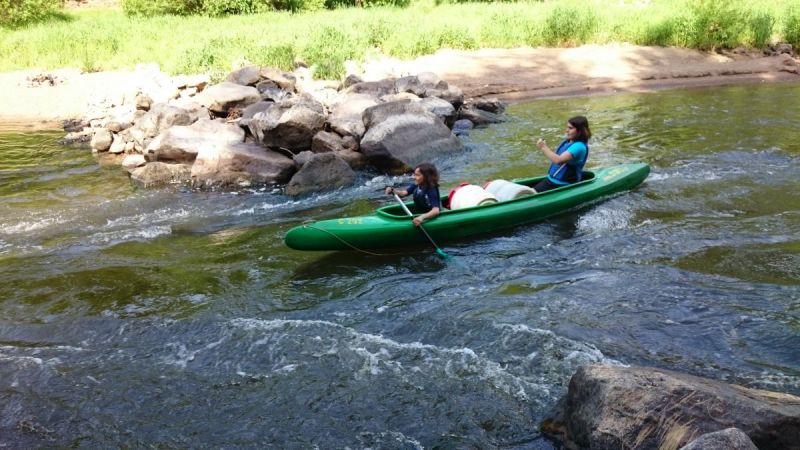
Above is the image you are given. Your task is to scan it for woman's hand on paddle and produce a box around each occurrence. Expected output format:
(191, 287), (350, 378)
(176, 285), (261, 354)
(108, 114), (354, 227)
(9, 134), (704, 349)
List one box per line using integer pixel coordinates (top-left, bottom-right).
(412, 216), (424, 227)
(536, 138), (547, 150)
(385, 186), (394, 195)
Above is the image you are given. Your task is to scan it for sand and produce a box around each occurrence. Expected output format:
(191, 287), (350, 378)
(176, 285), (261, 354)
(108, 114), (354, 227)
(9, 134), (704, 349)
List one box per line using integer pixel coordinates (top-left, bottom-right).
(1, 44), (798, 130)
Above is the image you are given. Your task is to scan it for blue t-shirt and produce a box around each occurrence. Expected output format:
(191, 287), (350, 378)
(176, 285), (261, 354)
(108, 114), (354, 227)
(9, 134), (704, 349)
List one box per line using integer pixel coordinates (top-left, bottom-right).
(547, 140), (589, 185)
(406, 184), (441, 213)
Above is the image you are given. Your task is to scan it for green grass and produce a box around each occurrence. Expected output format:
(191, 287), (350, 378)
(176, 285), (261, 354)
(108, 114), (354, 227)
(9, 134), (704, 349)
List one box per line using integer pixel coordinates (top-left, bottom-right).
(0, 0), (796, 79)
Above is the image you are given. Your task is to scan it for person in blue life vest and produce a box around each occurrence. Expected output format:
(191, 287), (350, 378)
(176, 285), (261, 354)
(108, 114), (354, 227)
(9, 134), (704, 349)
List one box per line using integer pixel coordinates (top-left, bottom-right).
(385, 163), (441, 227)
(533, 115), (591, 193)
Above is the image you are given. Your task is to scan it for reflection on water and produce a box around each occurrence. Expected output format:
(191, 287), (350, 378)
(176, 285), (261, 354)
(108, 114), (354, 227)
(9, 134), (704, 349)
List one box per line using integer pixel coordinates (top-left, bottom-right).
(1, 82), (799, 447)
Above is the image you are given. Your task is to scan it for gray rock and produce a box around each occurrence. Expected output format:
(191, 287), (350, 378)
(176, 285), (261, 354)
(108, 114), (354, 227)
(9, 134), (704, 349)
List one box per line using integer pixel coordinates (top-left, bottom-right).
(311, 130), (345, 153)
(90, 128), (113, 152)
(135, 93), (152, 111)
(470, 97), (506, 114)
(227, 65), (261, 86)
(328, 93), (380, 139)
(132, 103), (204, 148)
(344, 79), (396, 97)
(259, 67), (296, 92)
(285, 152), (356, 196)
(130, 162), (192, 188)
(452, 119), (474, 136)
(292, 150), (313, 168)
(541, 364), (800, 450)
(335, 149), (367, 170)
(196, 82), (261, 115)
(457, 105), (503, 127)
(680, 428), (759, 450)
(146, 118), (245, 163)
(248, 95), (326, 152)
(191, 142), (295, 188)
(362, 99), (433, 130)
(360, 113), (465, 173)
(342, 74), (363, 89)
(108, 134), (126, 154)
(419, 97), (456, 126)
(121, 154), (147, 172)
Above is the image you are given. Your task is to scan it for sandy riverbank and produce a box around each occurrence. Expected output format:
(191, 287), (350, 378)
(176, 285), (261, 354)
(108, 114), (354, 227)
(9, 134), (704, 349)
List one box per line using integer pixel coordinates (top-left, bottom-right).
(0, 44), (798, 130)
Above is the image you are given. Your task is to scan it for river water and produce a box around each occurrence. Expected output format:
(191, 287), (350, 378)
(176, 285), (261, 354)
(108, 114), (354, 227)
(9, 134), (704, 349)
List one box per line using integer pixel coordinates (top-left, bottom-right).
(1, 82), (798, 448)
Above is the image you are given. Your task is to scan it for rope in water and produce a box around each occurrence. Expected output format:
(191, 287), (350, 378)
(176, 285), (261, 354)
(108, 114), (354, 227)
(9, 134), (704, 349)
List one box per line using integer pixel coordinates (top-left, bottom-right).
(303, 224), (406, 257)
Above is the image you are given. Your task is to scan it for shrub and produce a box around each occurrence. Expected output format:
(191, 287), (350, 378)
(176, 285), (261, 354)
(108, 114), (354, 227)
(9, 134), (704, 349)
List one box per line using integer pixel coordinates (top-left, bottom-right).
(302, 26), (357, 79)
(0, 0), (63, 28)
(203, 0), (272, 16)
(271, 0), (324, 12)
(688, 0), (747, 50)
(479, 11), (536, 47)
(122, 0), (203, 16)
(640, 19), (678, 47)
(251, 44), (295, 71)
(435, 26), (477, 50)
(784, 7), (800, 47)
(542, 3), (597, 46)
(748, 13), (774, 48)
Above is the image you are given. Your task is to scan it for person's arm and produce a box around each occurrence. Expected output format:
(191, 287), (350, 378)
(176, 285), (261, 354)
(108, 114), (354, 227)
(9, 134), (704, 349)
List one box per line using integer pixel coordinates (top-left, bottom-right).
(537, 138), (573, 164)
(413, 206), (439, 226)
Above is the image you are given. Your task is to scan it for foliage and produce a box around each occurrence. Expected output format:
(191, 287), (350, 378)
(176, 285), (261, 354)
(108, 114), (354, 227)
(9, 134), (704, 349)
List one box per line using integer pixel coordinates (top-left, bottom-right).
(785, 7), (800, 47)
(122, 0), (203, 16)
(748, 13), (774, 48)
(0, 0), (63, 28)
(542, 2), (597, 46)
(301, 26), (357, 79)
(687, 0), (747, 50)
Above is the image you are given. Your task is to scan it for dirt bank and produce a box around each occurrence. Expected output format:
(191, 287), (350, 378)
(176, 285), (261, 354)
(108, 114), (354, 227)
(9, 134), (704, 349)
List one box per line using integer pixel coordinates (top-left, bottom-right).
(1, 44), (798, 130)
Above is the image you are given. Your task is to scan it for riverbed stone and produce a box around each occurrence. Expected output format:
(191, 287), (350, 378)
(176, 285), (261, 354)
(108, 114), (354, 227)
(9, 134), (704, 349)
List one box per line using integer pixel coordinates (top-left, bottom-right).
(457, 104), (504, 127)
(196, 82), (261, 115)
(227, 65), (262, 87)
(362, 99), (434, 130)
(130, 162), (192, 188)
(328, 93), (380, 139)
(260, 67), (296, 92)
(90, 128), (113, 152)
(121, 154), (147, 172)
(146, 118), (245, 163)
(285, 152), (356, 196)
(191, 142), (295, 188)
(679, 428), (758, 450)
(248, 94), (326, 152)
(360, 113), (465, 173)
(541, 364), (800, 450)
(344, 79), (396, 97)
(311, 130), (345, 153)
(418, 96), (457, 125)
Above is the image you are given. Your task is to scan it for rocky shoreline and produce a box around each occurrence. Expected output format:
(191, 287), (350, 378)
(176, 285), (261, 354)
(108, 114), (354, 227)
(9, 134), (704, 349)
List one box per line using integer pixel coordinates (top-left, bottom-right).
(60, 64), (502, 194)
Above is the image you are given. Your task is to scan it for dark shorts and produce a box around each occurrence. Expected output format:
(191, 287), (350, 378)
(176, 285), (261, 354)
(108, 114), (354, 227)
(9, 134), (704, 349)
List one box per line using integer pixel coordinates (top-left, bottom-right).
(533, 178), (567, 193)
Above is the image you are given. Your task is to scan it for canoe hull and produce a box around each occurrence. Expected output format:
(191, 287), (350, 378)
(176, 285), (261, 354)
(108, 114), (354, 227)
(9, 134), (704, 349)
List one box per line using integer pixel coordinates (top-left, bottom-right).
(285, 163), (650, 251)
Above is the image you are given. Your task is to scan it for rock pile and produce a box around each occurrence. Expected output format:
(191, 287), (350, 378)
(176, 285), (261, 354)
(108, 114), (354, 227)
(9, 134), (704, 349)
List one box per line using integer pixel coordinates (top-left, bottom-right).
(66, 64), (505, 195)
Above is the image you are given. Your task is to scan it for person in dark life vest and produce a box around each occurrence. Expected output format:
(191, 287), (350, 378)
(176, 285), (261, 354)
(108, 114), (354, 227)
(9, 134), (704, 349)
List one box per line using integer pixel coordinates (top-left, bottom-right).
(533, 115), (591, 193)
(385, 163), (442, 227)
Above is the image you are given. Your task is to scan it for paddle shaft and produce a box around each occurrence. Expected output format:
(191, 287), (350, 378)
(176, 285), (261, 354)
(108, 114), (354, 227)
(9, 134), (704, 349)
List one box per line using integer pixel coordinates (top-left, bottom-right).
(392, 192), (447, 256)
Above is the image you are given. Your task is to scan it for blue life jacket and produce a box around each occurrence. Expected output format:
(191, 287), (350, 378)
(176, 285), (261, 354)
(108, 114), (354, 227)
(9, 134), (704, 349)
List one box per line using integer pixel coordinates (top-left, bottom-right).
(547, 140), (589, 185)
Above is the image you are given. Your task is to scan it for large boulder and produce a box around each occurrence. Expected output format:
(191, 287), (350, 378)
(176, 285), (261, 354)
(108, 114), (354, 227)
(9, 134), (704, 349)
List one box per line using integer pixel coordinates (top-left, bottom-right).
(196, 82), (261, 115)
(227, 65), (261, 86)
(360, 113), (465, 173)
(361, 99), (433, 130)
(395, 72), (448, 97)
(311, 130), (345, 153)
(418, 97), (457, 126)
(327, 93), (380, 140)
(191, 142), (295, 188)
(259, 67), (296, 92)
(146, 118), (245, 163)
(90, 128), (112, 152)
(285, 152), (356, 196)
(248, 95), (326, 152)
(457, 104), (504, 127)
(128, 103), (206, 150)
(130, 162), (192, 188)
(541, 364), (800, 450)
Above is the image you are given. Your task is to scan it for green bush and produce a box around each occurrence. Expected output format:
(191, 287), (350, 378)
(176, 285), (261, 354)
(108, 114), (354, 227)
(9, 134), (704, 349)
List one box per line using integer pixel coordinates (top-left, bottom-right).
(302, 26), (357, 79)
(640, 19), (678, 46)
(435, 26), (477, 50)
(122, 0), (203, 16)
(479, 11), (536, 47)
(688, 0), (747, 50)
(250, 44), (296, 71)
(748, 13), (774, 48)
(0, 0), (63, 28)
(203, 0), (272, 15)
(271, 0), (324, 12)
(784, 7), (800, 47)
(542, 3), (597, 46)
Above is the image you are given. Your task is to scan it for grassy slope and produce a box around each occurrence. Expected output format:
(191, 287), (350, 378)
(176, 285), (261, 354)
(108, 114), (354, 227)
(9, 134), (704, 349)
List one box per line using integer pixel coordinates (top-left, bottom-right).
(0, 0), (796, 79)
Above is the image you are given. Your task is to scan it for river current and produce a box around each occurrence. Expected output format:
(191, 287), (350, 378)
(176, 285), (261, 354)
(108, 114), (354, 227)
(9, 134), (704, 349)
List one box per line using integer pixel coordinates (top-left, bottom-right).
(1, 82), (798, 448)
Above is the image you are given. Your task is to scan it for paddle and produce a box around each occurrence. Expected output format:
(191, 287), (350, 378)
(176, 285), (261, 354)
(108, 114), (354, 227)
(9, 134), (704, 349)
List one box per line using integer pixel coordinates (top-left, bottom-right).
(392, 192), (450, 260)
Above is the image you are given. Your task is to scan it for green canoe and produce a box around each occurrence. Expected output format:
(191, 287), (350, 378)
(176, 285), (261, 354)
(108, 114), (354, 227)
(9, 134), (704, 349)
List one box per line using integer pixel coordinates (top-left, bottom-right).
(285, 163), (650, 251)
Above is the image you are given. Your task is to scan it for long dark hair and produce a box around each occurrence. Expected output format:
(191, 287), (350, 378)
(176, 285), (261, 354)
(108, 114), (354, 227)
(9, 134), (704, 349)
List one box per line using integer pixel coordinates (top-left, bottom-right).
(415, 163), (439, 188)
(568, 116), (591, 143)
